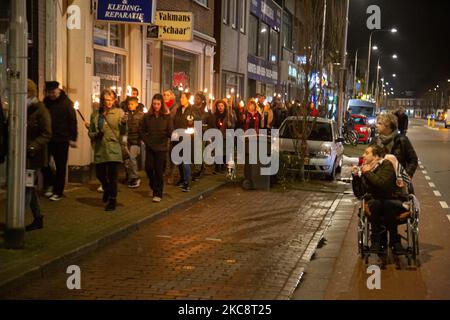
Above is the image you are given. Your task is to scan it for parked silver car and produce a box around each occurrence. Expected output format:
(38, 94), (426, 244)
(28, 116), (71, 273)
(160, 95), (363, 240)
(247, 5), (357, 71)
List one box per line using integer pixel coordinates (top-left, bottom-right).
(278, 117), (344, 180)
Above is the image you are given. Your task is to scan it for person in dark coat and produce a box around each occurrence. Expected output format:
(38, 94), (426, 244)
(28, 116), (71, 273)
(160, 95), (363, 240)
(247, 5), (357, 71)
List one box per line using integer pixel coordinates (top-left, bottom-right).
(163, 89), (179, 185)
(192, 92), (211, 180)
(0, 98), (6, 164)
(395, 107), (409, 135)
(140, 94), (173, 202)
(42, 81), (78, 201)
(124, 97), (145, 188)
(25, 79), (53, 231)
(173, 92), (200, 192)
(208, 99), (236, 173)
(352, 144), (406, 254)
(375, 113), (418, 179)
(119, 87), (145, 112)
(243, 99), (262, 133)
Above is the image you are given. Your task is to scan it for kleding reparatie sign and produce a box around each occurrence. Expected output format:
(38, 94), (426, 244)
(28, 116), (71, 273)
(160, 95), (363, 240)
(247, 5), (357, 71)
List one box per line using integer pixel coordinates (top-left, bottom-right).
(96, 0), (156, 24)
(147, 11), (194, 41)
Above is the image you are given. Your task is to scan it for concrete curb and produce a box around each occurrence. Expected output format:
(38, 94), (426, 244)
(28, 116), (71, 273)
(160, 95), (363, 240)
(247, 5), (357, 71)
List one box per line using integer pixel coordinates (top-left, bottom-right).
(277, 192), (345, 300)
(290, 192), (358, 300)
(0, 182), (227, 296)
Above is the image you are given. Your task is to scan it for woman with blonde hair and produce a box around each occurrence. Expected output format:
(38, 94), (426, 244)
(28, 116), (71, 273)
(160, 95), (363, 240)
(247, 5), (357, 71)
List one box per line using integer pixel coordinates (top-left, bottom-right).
(88, 89), (128, 211)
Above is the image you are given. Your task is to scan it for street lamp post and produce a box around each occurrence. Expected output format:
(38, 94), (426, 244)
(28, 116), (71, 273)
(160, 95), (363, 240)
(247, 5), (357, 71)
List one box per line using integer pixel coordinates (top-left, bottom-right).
(5, 0), (28, 249)
(365, 28), (397, 94)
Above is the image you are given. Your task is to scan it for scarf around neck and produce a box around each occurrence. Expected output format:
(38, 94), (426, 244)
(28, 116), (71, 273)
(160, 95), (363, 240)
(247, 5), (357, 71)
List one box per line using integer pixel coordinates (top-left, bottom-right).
(378, 131), (398, 153)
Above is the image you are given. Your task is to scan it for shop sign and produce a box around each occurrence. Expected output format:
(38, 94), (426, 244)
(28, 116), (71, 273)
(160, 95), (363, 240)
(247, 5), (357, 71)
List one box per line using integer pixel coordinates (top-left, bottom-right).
(147, 11), (193, 41)
(247, 55), (278, 84)
(96, 0), (156, 25)
(250, 0), (282, 31)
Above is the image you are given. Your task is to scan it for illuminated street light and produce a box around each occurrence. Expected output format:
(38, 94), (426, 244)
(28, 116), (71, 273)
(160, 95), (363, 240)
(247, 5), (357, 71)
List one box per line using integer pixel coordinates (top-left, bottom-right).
(392, 74), (397, 77)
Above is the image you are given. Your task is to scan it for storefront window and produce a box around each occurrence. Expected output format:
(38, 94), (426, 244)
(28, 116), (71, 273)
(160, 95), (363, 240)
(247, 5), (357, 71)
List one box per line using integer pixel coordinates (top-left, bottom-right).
(269, 28), (279, 63)
(94, 49), (126, 97)
(222, 71), (244, 100)
(248, 15), (258, 56)
(258, 21), (269, 59)
(162, 46), (197, 93)
(94, 22), (126, 49)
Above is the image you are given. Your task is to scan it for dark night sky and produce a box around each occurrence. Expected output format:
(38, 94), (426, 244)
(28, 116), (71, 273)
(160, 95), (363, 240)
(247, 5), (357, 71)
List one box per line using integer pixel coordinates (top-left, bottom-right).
(347, 0), (450, 96)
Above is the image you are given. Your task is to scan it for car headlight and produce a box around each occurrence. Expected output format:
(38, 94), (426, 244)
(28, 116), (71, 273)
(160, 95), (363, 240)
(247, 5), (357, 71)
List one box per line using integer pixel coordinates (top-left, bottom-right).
(317, 144), (332, 157)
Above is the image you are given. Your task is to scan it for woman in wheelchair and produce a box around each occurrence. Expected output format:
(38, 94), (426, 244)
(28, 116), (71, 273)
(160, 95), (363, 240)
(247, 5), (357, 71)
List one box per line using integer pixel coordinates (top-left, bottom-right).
(352, 144), (408, 255)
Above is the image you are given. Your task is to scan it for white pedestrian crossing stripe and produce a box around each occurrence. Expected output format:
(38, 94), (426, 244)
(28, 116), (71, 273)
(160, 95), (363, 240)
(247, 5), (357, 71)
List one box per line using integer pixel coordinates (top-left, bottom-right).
(429, 182), (436, 187)
(425, 176), (431, 181)
(422, 170), (428, 174)
(440, 201), (449, 209)
(433, 190), (442, 197)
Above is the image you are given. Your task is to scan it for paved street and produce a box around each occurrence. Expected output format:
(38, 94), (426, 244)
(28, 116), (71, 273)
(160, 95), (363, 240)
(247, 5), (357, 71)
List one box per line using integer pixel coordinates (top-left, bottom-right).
(3, 184), (340, 300)
(295, 119), (450, 299)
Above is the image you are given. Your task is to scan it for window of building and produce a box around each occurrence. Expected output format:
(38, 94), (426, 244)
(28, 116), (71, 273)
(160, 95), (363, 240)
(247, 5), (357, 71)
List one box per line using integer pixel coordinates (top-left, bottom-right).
(162, 46), (198, 93)
(223, 0), (229, 24)
(269, 28), (279, 63)
(258, 21), (269, 59)
(194, 0), (208, 8)
(222, 71), (244, 100)
(94, 49), (126, 95)
(94, 22), (126, 49)
(239, 0), (246, 33)
(248, 14), (258, 56)
(230, 0), (237, 29)
(282, 11), (292, 49)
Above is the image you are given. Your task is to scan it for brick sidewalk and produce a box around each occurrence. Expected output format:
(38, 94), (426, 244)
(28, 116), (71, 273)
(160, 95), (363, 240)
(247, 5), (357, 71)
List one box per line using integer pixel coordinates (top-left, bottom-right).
(3, 185), (341, 300)
(0, 170), (226, 293)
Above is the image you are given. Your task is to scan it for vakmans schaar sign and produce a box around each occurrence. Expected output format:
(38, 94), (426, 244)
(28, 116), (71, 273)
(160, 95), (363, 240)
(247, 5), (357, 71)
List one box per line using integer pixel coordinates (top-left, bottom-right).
(147, 11), (193, 41)
(96, 0), (156, 24)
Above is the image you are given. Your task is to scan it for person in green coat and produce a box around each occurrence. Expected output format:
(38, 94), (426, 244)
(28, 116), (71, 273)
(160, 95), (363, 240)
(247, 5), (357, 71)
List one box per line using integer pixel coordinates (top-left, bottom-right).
(89, 89), (128, 211)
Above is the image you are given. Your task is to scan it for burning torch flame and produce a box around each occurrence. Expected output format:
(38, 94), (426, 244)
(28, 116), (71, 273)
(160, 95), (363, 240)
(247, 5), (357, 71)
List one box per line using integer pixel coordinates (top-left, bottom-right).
(204, 88), (208, 93)
(226, 94), (231, 100)
(143, 107), (149, 113)
(126, 85), (132, 96)
(239, 100), (245, 108)
(189, 95), (195, 105)
(74, 101), (79, 110)
(185, 127), (195, 135)
(231, 88), (235, 94)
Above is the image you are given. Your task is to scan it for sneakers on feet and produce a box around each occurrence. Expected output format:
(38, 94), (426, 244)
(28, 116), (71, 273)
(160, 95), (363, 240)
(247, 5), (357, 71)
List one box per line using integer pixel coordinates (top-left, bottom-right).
(44, 187), (53, 197)
(97, 185), (104, 193)
(152, 196), (162, 203)
(49, 194), (62, 201)
(128, 179), (141, 189)
(182, 185), (191, 192)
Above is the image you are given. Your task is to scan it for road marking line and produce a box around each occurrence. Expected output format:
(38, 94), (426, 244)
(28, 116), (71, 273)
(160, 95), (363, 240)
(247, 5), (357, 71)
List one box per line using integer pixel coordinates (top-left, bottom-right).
(447, 215), (450, 223)
(433, 190), (442, 197)
(206, 237), (223, 242)
(419, 165), (424, 169)
(422, 170), (428, 174)
(425, 176), (431, 181)
(440, 201), (449, 209)
(429, 182), (436, 188)
(156, 235), (172, 239)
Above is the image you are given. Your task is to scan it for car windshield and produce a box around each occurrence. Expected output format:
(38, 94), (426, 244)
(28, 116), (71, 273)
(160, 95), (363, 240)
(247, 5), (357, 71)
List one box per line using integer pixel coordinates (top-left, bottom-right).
(350, 106), (375, 118)
(352, 117), (367, 125)
(280, 120), (333, 142)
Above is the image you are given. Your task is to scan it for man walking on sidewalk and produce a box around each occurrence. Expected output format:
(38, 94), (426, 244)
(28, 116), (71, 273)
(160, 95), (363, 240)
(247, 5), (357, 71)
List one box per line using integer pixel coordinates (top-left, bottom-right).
(42, 81), (78, 201)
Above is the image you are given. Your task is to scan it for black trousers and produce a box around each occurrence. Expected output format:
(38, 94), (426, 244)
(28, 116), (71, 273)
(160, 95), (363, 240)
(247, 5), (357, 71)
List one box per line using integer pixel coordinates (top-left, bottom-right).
(368, 199), (404, 245)
(146, 149), (167, 198)
(42, 141), (69, 196)
(96, 162), (119, 200)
